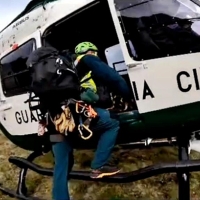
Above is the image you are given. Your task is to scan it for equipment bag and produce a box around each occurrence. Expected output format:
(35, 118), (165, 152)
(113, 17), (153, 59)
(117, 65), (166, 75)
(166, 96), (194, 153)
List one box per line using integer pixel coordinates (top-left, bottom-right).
(26, 46), (80, 99)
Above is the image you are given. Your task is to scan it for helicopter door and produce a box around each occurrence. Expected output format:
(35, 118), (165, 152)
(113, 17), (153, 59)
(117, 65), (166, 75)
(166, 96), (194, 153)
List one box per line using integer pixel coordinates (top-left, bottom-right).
(108, 0), (200, 114)
(0, 30), (42, 136)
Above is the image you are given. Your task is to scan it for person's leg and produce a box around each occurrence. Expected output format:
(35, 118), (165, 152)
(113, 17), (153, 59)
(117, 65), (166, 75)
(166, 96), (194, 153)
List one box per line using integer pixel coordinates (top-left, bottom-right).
(90, 107), (120, 178)
(52, 137), (74, 200)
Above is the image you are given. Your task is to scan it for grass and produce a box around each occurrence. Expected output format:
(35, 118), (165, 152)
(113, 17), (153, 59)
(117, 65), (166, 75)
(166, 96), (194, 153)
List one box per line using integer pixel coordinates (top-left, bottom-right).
(0, 133), (200, 199)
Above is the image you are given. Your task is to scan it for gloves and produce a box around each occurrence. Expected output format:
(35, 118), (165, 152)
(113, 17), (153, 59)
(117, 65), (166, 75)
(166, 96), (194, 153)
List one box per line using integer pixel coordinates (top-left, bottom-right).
(53, 107), (76, 134)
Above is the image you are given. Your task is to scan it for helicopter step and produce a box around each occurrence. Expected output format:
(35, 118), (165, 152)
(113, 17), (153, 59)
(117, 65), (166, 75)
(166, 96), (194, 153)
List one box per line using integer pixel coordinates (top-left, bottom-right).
(0, 135), (199, 200)
(118, 137), (177, 149)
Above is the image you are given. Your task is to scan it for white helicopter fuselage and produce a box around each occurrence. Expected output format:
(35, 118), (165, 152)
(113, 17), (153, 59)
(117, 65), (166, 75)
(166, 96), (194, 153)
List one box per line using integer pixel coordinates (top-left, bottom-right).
(0, 0), (95, 137)
(1, 0), (200, 150)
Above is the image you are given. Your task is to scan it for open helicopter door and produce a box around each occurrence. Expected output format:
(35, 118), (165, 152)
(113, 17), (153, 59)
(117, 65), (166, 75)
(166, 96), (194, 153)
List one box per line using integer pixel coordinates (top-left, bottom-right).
(0, 30), (42, 136)
(108, 0), (200, 115)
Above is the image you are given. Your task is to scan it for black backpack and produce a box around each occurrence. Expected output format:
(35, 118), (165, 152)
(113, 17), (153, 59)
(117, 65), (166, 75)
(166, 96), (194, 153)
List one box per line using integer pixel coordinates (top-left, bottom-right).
(25, 46), (81, 112)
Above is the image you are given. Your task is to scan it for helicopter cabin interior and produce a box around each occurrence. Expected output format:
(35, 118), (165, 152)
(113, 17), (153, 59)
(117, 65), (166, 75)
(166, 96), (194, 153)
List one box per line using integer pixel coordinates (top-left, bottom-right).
(1, 0), (200, 113)
(43, 0), (137, 111)
(42, 0), (200, 108)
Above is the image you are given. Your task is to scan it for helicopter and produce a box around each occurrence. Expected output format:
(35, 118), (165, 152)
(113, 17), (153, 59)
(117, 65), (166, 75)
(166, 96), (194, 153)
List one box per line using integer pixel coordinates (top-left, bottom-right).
(1, 0), (200, 199)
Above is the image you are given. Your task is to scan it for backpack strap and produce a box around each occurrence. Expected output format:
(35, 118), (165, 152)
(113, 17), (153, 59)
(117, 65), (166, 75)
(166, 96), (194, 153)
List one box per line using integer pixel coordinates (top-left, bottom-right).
(74, 55), (97, 92)
(80, 71), (97, 93)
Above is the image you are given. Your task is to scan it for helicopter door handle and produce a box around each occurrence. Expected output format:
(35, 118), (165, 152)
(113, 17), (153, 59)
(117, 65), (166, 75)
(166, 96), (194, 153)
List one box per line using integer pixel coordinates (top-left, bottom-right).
(128, 61), (147, 69)
(0, 103), (12, 111)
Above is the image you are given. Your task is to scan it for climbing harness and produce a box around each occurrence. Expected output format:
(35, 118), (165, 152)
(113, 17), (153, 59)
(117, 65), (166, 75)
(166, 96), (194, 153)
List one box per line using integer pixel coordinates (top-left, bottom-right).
(46, 99), (97, 140)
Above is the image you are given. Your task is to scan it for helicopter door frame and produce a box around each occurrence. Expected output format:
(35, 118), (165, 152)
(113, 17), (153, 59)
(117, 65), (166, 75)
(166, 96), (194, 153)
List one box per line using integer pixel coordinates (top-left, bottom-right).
(107, 0), (145, 68)
(107, 0), (200, 114)
(107, 0), (147, 112)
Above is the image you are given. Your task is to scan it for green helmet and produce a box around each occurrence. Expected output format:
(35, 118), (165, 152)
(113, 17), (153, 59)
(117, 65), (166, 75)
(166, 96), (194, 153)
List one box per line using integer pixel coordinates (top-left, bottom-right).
(75, 42), (98, 55)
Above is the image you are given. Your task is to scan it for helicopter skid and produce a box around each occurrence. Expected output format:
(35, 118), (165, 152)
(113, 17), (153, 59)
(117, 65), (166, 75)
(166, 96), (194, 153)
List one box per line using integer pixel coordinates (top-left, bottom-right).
(8, 155), (200, 183)
(0, 135), (199, 200)
(0, 185), (42, 200)
(0, 151), (45, 200)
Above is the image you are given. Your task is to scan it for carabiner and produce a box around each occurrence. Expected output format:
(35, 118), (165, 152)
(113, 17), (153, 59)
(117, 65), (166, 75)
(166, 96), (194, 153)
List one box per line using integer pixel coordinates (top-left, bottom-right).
(83, 110), (90, 118)
(78, 124), (93, 140)
(76, 102), (85, 113)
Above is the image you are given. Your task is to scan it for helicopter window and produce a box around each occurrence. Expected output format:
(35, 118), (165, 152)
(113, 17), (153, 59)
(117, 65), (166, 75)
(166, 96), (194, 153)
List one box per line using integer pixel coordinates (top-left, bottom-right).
(0, 39), (35, 97)
(115, 0), (200, 61)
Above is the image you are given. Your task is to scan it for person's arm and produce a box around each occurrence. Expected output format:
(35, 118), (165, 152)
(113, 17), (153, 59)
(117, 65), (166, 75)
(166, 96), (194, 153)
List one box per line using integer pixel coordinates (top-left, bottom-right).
(82, 55), (132, 100)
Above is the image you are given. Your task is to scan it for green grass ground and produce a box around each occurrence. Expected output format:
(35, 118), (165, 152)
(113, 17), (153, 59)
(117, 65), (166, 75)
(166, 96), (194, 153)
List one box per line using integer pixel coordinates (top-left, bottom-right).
(0, 133), (200, 200)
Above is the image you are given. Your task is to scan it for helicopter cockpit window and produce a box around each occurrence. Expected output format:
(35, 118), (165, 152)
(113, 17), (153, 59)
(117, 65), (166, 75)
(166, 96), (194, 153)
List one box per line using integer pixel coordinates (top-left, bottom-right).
(0, 39), (35, 97)
(114, 0), (200, 61)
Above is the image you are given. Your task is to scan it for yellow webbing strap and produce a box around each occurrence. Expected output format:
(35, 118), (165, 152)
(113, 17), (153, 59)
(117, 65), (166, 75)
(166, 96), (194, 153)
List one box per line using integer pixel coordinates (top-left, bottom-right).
(80, 71), (97, 93)
(74, 55), (97, 93)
